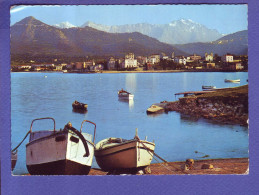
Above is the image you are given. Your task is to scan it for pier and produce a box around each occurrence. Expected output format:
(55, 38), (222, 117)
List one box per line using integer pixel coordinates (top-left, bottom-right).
(174, 91), (215, 98)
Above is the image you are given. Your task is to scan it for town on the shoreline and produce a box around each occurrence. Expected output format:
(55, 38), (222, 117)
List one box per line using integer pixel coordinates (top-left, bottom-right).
(11, 52), (248, 73)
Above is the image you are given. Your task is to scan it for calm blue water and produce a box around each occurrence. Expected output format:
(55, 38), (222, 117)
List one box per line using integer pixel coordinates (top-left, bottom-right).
(11, 72), (248, 175)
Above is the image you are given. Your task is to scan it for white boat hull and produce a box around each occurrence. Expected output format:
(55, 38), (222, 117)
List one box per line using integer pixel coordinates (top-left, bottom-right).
(118, 93), (134, 100)
(95, 138), (155, 172)
(26, 130), (94, 175)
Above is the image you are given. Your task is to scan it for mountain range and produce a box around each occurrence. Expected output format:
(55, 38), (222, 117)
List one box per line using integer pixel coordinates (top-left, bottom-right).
(11, 16), (248, 59)
(54, 19), (224, 45)
(11, 16), (187, 58)
(174, 30), (248, 56)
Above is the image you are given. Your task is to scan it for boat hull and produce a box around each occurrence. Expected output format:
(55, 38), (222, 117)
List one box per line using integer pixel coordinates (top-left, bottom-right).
(27, 159), (91, 175)
(118, 94), (134, 100)
(95, 139), (155, 172)
(224, 79), (240, 83)
(72, 103), (88, 110)
(146, 105), (164, 114)
(11, 151), (17, 171)
(26, 131), (94, 175)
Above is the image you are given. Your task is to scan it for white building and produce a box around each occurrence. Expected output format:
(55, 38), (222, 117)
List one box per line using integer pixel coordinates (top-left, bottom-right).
(205, 53), (214, 62)
(121, 53), (138, 69)
(174, 56), (187, 65)
(222, 54), (234, 62)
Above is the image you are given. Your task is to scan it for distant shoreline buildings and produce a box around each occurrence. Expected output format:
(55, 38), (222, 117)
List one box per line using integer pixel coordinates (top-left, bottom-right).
(11, 52), (247, 72)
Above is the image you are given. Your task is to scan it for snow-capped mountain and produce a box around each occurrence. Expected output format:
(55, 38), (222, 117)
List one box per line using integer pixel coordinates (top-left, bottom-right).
(53, 21), (77, 29)
(81, 19), (223, 44)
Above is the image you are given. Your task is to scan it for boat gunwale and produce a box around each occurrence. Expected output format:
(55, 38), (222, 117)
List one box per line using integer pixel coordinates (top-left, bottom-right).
(94, 145), (154, 157)
(95, 139), (155, 152)
(26, 130), (95, 148)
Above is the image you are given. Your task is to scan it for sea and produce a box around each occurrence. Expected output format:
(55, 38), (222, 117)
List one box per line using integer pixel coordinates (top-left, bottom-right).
(11, 71), (249, 175)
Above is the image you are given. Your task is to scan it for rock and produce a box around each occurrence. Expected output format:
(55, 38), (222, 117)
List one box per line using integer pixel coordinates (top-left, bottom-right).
(201, 164), (214, 169)
(144, 166), (152, 174)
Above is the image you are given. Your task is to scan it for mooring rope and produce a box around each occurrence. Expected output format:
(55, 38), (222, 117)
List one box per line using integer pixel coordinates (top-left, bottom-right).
(137, 138), (187, 174)
(11, 130), (31, 152)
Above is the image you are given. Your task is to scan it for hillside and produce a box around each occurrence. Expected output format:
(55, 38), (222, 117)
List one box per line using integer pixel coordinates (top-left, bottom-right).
(174, 30), (248, 56)
(11, 16), (187, 58)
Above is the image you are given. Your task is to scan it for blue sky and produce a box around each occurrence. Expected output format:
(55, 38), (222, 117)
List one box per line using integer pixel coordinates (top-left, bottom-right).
(10, 4), (247, 34)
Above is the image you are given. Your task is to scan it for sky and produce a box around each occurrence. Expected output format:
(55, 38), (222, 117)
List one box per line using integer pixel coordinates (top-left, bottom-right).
(10, 4), (248, 34)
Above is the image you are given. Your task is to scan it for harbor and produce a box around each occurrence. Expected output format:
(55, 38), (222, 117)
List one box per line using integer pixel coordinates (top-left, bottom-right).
(11, 72), (248, 175)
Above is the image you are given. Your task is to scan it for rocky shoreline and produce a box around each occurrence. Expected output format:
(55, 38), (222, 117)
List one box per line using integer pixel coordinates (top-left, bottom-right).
(164, 85), (248, 126)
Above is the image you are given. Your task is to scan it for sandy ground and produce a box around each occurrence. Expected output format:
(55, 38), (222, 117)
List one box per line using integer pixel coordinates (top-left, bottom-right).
(88, 158), (248, 175)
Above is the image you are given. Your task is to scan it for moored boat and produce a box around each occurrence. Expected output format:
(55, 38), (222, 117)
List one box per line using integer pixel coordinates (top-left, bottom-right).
(11, 150), (18, 171)
(224, 79), (240, 83)
(26, 117), (96, 175)
(202, 85), (216, 90)
(72, 100), (88, 111)
(146, 104), (164, 114)
(94, 129), (155, 172)
(118, 89), (134, 100)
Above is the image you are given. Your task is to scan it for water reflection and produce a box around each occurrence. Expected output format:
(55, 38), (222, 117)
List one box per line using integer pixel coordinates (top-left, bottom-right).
(118, 99), (134, 110)
(180, 114), (199, 124)
(72, 108), (88, 114)
(125, 74), (137, 92)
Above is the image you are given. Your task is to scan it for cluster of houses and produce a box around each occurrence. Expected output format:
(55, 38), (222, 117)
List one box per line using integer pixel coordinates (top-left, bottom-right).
(12, 52), (246, 72)
(107, 52), (245, 71)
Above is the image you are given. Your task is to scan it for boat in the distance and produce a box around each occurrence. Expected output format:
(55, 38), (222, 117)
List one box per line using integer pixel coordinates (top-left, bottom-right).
(202, 85), (216, 90)
(146, 104), (164, 114)
(118, 89), (134, 100)
(94, 129), (155, 173)
(26, 117), (96, 175)
(72, 100), (88, 111)
(224, 79), (240, 83)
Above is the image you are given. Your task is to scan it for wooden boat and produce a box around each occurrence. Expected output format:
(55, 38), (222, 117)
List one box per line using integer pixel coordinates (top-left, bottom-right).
(72, 100), (88, 111)
(94, 129), (155, 172)
(146, 105), (164, 114)
(11, 150), (18, 171)
(202, 85), (216, 90)
(224, 79), (240, 83)
(26, 118), (96, 175)
(118, 89), (134, 100)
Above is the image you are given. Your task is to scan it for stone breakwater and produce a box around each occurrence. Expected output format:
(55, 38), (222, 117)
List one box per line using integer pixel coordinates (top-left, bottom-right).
(165, 94), (248, 126)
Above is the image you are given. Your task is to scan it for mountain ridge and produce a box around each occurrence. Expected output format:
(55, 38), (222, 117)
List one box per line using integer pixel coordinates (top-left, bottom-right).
(11, 16), (187, 58)
(174, 30), (248, 56)
(80, 19), (223, 44)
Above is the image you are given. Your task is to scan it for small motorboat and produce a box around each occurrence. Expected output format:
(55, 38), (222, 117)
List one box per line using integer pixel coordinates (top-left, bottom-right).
(11, 150), (18, 171)
(202, 85), (216, 90)
(94, 129), (155, 173)
(146, 105), (164, 114)
(224, 79), (240, 83)
(26, 117), (96, 175)
(118, 89), (134, 100)
(72, 100), (88, 111)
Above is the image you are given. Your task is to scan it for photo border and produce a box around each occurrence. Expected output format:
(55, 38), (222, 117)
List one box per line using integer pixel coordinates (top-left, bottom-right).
(1, 0), (258, 194)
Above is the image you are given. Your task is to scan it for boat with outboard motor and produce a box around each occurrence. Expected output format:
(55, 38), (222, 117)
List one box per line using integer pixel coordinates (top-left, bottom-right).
(26, 117), (96, 175)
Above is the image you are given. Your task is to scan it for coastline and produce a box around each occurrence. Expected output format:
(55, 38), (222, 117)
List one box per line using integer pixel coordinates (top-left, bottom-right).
(152, 85), (249, 126)
(11, 69), (248, 74)
(88, 158), (249, 175)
